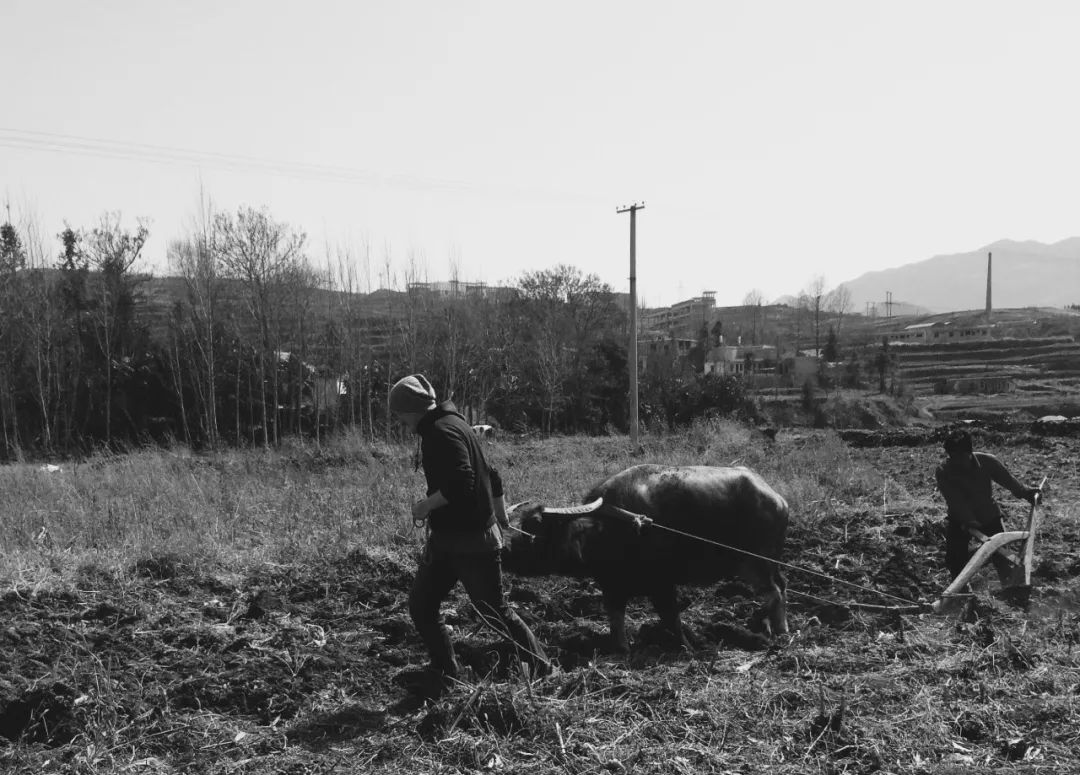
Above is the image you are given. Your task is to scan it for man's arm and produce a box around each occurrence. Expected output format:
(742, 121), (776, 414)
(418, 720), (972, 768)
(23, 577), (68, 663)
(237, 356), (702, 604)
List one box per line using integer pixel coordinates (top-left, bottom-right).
(412, 490), (449, 522)
(977, 453), (1039, 504)
(412, 426), (475, 524)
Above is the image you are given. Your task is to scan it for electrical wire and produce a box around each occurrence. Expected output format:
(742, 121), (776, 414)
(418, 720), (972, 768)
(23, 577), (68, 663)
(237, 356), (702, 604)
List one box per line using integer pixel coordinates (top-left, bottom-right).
(0, 126), (608, 205)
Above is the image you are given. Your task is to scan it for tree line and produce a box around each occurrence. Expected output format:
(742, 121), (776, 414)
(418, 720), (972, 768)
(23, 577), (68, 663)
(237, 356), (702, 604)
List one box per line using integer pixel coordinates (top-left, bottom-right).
(0, 204), (753, 460)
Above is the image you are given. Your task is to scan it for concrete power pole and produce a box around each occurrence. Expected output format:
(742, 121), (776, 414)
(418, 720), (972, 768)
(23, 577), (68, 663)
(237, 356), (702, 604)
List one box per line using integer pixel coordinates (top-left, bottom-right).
(617, 202), (645, 446)
(985, 251), (992, 321)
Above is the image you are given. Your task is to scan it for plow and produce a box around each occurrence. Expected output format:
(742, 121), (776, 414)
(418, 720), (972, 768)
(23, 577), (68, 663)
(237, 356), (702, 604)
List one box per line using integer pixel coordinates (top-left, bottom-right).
(927, 475), (1048, 612)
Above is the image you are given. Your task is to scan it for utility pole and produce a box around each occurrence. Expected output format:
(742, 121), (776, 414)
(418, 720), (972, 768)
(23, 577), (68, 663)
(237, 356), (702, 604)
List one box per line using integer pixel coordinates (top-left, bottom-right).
(617, 202), (645, 446)
(886, 291), (893, 320)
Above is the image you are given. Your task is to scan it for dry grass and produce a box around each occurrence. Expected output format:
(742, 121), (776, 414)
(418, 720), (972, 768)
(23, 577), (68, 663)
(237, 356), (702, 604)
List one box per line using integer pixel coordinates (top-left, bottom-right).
(2, 421), (1079, 774)
(2, 419), (888, 586)
(0, 431), (422, 586)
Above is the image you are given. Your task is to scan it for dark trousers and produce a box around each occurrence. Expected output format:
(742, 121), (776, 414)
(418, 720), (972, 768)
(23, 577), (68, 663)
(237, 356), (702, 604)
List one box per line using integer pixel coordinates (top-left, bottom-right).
(409, 548), (548, 677)
(945, 515), (1013, 582)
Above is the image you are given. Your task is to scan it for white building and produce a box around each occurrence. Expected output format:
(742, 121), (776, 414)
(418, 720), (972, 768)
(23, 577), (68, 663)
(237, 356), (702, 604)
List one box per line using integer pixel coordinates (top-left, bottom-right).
(704, 343), (778, 376)
(886, 320), (994, 346)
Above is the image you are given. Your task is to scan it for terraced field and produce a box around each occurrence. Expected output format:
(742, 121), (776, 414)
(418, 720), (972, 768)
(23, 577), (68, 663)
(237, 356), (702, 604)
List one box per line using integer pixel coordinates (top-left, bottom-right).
(891, 335), (1080, 421)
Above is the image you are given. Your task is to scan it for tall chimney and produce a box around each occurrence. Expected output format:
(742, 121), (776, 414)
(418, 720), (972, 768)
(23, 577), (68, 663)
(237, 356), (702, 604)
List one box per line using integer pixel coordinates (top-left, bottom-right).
(985, 251), (992, 320)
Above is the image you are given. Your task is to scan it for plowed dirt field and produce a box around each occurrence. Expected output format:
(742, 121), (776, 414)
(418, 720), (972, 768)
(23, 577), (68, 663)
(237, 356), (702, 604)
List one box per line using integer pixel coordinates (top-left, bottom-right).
(3, 431), (1078, 774)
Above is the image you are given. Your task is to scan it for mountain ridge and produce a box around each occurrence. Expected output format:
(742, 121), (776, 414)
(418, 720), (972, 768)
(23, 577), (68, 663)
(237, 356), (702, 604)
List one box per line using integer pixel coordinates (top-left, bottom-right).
(838, 238), (1080, 313)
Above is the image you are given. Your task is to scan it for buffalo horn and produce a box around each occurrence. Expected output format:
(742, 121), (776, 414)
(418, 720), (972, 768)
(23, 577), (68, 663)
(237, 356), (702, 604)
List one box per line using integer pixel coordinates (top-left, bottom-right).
(541, 497), (604, 516)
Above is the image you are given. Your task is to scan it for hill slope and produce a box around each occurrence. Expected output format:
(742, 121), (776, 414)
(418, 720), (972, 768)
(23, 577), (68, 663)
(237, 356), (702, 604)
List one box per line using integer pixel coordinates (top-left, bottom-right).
(841, 238), (1080, 313)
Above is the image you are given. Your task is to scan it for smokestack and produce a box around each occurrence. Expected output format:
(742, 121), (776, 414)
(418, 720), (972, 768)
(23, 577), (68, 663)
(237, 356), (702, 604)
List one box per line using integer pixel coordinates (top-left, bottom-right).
(985, 251), (992, 320)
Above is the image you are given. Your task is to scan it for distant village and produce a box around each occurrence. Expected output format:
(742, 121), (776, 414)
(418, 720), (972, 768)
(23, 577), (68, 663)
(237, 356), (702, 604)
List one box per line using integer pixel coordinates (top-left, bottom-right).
(404, 272), (1042, 394)
(635, 290), (999, 388)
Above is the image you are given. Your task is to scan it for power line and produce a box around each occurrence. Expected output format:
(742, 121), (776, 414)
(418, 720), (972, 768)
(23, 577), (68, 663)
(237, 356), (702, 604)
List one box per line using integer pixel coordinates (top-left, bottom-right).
(0, 127), (477, 194)
(0, 126), (608, 206)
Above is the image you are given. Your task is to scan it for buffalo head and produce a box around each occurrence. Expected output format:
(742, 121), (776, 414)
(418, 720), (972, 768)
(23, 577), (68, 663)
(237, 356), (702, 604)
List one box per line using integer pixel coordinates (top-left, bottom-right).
(501, 498), (603, 575)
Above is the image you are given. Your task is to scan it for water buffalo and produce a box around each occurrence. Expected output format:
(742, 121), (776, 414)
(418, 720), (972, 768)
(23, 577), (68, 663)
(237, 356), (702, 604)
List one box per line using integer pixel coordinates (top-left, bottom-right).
(504, 464), (789, 653)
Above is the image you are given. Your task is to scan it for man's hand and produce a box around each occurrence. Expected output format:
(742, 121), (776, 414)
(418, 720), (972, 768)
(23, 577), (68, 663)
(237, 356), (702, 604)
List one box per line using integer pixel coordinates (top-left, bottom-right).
(411, 499), (433, 523)
(412, 491), (450, 525)
(1021, 487), (1041, 506)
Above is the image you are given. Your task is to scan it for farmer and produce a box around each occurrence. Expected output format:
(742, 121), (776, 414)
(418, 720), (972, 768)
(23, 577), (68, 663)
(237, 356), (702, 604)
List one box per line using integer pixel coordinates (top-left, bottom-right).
(389, 374), (550, 691)
(934, 429), (1041, 582)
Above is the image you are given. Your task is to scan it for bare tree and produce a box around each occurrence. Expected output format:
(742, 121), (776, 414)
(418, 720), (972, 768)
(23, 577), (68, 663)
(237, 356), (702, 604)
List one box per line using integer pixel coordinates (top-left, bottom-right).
(380, 242), (396, 444)
(84, 212), (150, 444)
(442, 246), (465, 408)
(826, 283), (853, 343)
(14, 212), (60, 453)
(517, 265), (619, 433)
(742, 288), (765, 344)
(792, 292), (810, 353)
(168, 190), (221, 446)
(350, 236), (374, 438)
(323, 239), (351, 435)
(470, 295), (514, 424)
(54, 225), (89, 447)
(280, 258), (321, 439)
(804, 275), (828, 359)
(0, 214), (26, 455)
(214, 206), (306, 448)
(325, 235), (373, 436)
(398, 247), (428, 374)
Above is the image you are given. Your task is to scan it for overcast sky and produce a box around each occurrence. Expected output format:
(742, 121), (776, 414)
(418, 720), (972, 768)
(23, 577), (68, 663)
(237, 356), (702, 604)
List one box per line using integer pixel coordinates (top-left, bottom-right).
(3, 1), (1079, 307)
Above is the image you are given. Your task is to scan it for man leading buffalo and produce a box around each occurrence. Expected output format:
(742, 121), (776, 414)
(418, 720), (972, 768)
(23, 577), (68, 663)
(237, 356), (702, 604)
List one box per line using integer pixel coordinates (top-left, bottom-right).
(389, 374), (550, 692)
(934, 428), (1041, 583)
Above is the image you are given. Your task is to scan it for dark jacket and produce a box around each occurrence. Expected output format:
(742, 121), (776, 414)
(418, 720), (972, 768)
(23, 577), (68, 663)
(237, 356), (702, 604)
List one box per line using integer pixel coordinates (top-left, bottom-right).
(418, 401), (499, 533)
(934, 452), (1028, 529)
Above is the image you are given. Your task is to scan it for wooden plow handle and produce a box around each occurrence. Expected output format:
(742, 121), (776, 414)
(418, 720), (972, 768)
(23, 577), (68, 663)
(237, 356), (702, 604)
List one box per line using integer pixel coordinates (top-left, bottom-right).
(1016, 476), (1047, 588)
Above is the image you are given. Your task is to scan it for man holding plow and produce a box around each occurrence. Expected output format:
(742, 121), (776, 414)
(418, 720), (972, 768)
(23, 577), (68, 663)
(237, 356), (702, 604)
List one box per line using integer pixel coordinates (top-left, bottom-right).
(934, 429), (1042, 584)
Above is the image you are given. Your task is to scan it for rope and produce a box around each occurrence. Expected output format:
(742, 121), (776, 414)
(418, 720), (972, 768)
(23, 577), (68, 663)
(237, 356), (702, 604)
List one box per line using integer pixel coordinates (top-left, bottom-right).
(644, 522), (922, 607)
(788, 589), (850, 607)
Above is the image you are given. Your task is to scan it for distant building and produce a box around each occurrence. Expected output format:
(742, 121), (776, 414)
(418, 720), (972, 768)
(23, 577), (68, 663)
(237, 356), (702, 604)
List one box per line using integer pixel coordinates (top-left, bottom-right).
(936, 376), (1016, 395)
(406, 280), (514, 301)
(641, 291), (718, 339)
(703, 343), (778, 377)
(886, 320), (995, 345)
(638, 331), (697, 376)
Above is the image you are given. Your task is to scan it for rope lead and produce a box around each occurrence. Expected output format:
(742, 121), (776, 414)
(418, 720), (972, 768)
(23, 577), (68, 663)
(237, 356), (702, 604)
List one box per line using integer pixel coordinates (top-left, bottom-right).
(645, 522), (922, 607)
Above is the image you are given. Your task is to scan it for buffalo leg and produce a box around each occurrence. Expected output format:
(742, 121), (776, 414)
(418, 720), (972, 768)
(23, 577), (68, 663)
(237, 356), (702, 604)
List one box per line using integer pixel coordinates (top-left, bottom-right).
(743, 558), (789, 637)
(650, 585), (695, 651)
(763, 567), (788, 636)
(601, 589), (631, 654)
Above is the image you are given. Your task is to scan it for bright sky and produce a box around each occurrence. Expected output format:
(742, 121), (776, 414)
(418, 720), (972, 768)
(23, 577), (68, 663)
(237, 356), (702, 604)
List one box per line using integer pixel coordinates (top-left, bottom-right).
(3, 1), (1079, 307)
